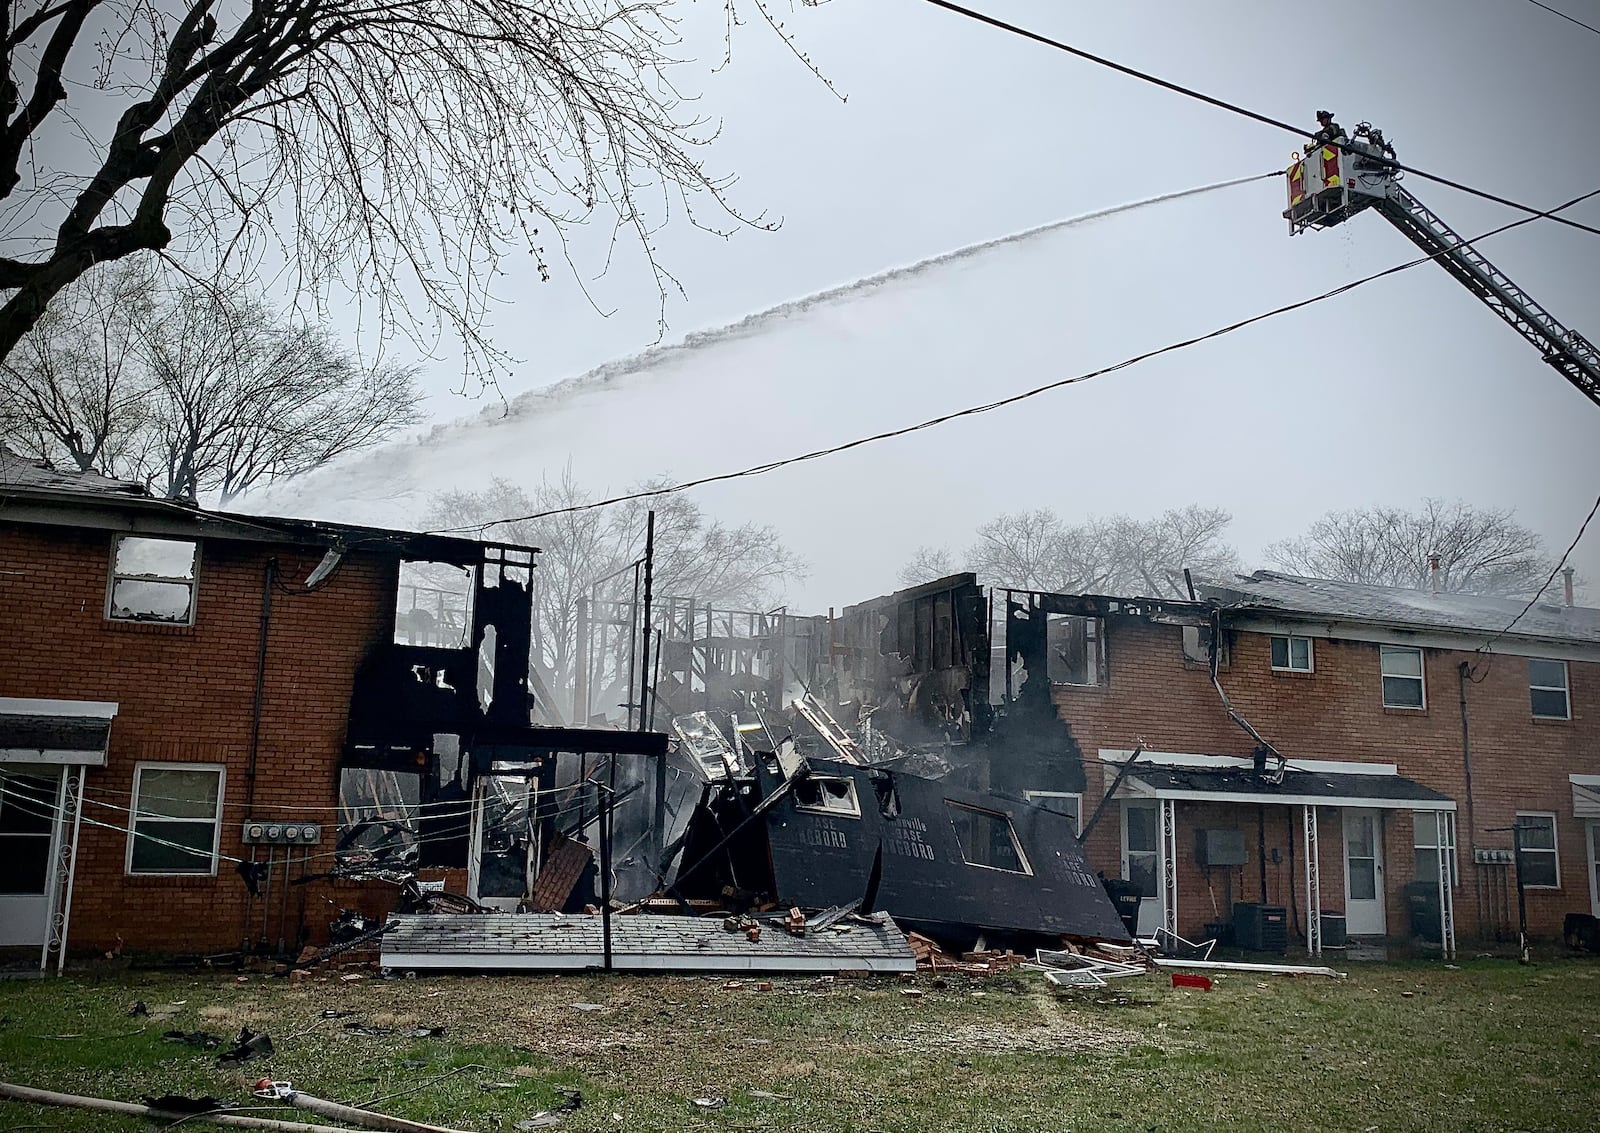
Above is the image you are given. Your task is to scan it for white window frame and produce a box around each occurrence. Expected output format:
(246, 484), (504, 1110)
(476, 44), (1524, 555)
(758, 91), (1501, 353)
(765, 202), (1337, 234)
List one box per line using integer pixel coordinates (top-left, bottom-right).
(1380, 645), (1426, 710)
(1514, 811), (1560, 890)
(946, 802), (1033, 875)
(1412, 810), (1458, 888)
(793, 775), (861, 819)
(1529, 659), (1571, 721)
(106, 535), (200, 626)
(126, 762), (225, 876)
(1023, 790), (1083, 835)
(1269, 634), (1315, 673)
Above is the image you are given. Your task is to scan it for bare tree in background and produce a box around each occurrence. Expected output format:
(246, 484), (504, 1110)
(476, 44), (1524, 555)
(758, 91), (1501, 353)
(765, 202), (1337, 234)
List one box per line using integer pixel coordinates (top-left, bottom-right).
(1266, 499), (1558, 597)
(1, 256), (419, 502)
(903, 506), (1237, 597)
(897, 545), (959, 587)
(0, 1), (824, 377)
(425, 473), (800, 723)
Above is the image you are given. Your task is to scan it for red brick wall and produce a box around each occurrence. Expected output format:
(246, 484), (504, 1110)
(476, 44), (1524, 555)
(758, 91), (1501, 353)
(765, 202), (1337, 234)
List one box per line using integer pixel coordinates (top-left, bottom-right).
(1053, 618), (1598, 943)
(0, 520), (403, 954)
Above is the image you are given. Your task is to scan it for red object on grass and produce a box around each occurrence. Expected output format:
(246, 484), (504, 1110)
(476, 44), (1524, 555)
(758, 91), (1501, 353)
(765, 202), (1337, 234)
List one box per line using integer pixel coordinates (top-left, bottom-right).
(1170, 972), (1213, 990)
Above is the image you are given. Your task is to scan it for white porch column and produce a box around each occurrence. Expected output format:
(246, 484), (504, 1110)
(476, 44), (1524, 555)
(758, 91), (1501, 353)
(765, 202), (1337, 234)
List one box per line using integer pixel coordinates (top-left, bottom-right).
(1159, 798), (1178, 938)
(1303, 804), (1322, 957)
(1435, 809), (1457, 960)
(42, 764), (85, 974)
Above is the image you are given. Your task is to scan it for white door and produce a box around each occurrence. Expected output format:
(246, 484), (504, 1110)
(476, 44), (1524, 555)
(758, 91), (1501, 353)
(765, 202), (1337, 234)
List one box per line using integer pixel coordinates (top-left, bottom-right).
(467, 774), (535, 911)
(1587, 822), (1599, 918)
(0, 765), (63, 947)
(1122, 801), (1160, 936)
(1343, 808), (1386, 936)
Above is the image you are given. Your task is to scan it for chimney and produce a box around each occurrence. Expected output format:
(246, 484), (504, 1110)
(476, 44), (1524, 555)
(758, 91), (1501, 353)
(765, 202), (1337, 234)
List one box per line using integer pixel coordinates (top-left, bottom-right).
(1562, 566), (1576, 608)
(1428, 553), (1441, 595)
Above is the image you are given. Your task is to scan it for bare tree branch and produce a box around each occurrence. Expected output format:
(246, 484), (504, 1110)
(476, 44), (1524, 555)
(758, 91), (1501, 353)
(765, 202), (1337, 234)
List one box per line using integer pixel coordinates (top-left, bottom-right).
(1, 1), (816, 384)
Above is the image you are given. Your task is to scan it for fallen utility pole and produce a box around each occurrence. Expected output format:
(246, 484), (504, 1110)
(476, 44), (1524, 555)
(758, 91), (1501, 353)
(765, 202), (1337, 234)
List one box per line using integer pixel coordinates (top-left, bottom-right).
(0, 1081), (358, 1133)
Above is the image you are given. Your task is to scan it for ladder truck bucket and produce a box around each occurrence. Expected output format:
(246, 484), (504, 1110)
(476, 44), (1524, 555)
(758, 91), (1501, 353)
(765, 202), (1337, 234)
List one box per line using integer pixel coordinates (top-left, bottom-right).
(1284, 142), (1392, 234)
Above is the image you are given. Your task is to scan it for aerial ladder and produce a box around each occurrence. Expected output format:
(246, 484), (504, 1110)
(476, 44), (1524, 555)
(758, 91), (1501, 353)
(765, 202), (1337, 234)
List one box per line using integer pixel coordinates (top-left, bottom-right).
(1284, 123), (1600, 409)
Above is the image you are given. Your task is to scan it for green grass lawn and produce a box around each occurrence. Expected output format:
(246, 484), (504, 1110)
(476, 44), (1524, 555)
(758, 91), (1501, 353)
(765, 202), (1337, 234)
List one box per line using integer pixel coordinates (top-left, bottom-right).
(1, 956), (1597, 1132)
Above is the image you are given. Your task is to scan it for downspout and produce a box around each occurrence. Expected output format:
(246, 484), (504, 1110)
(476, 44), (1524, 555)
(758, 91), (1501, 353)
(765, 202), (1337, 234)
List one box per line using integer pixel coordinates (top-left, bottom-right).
(245, 559), (276, 818)
(1457, 662), (1478, 850)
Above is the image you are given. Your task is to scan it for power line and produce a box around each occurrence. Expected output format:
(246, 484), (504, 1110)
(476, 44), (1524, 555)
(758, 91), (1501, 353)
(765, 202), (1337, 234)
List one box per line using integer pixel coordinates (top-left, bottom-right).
(915, 0), (1600, 240)
(431, 187), (1600, 536)
(1522, 0), (1600, 37)
(1482, 487), (1600, 651)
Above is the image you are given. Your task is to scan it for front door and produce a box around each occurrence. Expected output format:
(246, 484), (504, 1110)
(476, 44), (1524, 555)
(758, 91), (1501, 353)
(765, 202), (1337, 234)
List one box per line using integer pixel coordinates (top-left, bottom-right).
(1587, 821), (1599, 919)
(1343, 808), (1386, 936)
(1122, 801), (1160, 936)
(0, 765), (63, 947)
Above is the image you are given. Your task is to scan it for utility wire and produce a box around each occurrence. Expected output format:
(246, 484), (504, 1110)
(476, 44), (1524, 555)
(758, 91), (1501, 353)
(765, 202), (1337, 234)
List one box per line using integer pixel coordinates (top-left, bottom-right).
(1481, 487), (1600, 651)
(1522, 0), (1600, 37)
(915, 0), (1600, 239)
(431, 186), (1600, 536)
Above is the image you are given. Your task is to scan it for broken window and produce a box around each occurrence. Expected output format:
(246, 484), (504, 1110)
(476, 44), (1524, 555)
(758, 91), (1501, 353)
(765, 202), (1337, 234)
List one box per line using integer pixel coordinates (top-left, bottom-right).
(794, 775), (861, 818)
(1046, 614), (1104, 686)
(395, 561), (474, 649)
(127, 763), (223, 875)
(107, 536), (198, 624)
(946, 802), (1031, 874)
(1024, 791), (1082, 835)
(337, 767), (421, 872)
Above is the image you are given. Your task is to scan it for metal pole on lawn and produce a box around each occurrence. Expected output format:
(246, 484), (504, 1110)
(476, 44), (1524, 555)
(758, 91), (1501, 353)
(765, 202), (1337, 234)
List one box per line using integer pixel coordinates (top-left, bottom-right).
(600, 768), (613, 971)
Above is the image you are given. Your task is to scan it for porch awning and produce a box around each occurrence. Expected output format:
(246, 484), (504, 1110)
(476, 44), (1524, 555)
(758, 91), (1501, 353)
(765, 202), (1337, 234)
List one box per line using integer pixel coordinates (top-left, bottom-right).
(0, 698), (117, 766)
(1122, 763), (1455, 811)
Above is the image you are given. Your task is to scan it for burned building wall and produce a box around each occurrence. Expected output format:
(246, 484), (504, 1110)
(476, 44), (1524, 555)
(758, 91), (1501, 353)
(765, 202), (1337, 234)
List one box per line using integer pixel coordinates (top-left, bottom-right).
(827, 574), (991, 752)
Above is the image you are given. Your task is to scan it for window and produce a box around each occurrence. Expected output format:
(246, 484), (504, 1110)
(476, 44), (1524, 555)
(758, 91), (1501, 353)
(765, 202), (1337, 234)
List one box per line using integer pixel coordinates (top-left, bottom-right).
(1270, 635), (1314, 673)
(127, 764), (224, 875)
(1530, 659), (1570, 720)
(1024, 791), (1082, 835)
(337, 767), (421, 872)
(1413, 811), (1458, 887)
(1380, 645), (1425, 709)
(794, 776), (861, 818)
(1047, 614), (1105, 686)
(395, 560), (474, 649)
(0, 770), (58, 895)
(1515, 813), (1560, 889)
(1123, 802), (1158, 898)
(946, 802), (1031, 874)
(107, 536), (198, 624)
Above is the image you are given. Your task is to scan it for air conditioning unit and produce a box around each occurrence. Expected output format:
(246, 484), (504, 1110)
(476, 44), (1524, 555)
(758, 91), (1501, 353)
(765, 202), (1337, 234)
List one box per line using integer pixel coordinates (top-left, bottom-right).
(1233, 903), (1287, 953)
(1196, 829), (1247, 866)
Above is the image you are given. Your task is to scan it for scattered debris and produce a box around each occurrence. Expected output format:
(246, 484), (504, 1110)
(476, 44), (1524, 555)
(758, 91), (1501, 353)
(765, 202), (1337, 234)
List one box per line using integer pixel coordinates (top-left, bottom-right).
(1170, 973), (1214, 991)
(748, 1090), (794, 1101)
(1151, 959), (1344, 978)
(127, 1001), (148, 1017)
(253, 1079), (474, 1133)
(692, 1097), (728, 1110)
(217, 1027), (274, 1065)
(0, 1081), (352, 1132)
(141, 1094), (235, 1114)
(517, 1116), (564, 1130)
(162, 1029), (222, 1049)
(569, 1003), (606, 1013)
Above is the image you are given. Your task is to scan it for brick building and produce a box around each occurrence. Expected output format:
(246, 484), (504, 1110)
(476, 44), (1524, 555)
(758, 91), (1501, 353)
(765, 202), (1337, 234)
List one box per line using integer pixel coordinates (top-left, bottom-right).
(0, 447), (581, 967)
(980, 570), (1599, 952)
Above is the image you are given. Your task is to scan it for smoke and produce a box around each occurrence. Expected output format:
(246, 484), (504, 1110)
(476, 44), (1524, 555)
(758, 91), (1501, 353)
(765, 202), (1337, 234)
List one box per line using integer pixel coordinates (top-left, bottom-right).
(478, 173), (1274, 427)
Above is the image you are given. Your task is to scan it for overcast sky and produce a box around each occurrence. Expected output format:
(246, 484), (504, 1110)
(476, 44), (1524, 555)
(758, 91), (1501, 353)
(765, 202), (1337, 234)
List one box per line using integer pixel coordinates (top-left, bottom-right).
(243, 0), (1599, 609)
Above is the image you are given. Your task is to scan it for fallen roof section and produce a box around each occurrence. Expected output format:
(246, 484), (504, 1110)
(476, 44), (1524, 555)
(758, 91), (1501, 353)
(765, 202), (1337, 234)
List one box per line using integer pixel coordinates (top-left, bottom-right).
(379, 912), (917, 974)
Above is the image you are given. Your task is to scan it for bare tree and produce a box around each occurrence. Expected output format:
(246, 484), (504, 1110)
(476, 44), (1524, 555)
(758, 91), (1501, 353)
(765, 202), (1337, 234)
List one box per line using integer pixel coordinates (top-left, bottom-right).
(896, 545), (958, 587)
(1265, 499), (1558, 597)
(425, 472), (800, 722)
(1, 1), (822, 377)
(1, 257), (420, 502)
(908, 506), (1237, 597)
